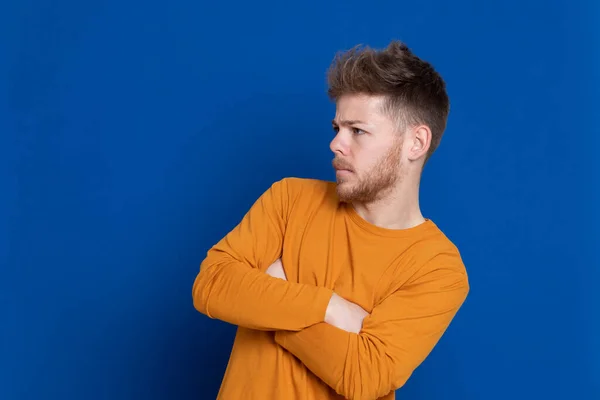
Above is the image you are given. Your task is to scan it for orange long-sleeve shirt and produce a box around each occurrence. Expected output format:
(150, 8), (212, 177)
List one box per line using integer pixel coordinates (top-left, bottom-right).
(192, 177), (469, 400)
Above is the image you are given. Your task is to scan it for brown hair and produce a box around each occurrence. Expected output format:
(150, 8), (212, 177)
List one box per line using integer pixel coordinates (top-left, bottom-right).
(326, 40), (450, 161)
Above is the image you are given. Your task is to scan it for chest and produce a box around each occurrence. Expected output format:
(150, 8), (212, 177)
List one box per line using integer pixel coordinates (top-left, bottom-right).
(282, 208), (413, 311)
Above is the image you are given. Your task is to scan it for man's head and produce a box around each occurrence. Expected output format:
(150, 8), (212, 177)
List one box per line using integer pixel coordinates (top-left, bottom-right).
(328, 41), (449, 203)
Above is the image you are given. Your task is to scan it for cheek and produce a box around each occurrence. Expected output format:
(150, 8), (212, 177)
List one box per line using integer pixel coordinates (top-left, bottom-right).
(356, 148), (383, 169)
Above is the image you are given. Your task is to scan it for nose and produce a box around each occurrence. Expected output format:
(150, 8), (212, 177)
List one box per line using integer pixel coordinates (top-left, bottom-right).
(330, 131), (347, 156)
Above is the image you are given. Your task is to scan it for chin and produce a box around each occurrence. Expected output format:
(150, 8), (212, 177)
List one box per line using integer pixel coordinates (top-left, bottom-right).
(335, 183), (354, 203)
(335, 179), (350, 189)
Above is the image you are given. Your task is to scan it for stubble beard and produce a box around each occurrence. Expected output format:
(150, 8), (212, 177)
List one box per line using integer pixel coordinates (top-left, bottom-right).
(335, 140), (404, 204)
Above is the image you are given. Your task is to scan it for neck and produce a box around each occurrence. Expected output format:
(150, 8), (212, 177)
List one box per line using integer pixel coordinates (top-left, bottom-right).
(351, 174), (424, 230)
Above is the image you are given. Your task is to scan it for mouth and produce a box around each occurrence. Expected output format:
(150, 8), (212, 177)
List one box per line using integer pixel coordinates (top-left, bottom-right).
(334, 167), (353, 179)
(332, 159), (353, 173)
(334, 167), (353, 180)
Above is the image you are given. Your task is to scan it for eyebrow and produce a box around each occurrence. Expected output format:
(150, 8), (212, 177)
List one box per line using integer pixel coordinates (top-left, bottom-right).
(332, 119), (367, 126)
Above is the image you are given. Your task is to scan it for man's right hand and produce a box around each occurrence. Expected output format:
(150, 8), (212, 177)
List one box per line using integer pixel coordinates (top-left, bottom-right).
(324, 293), (369, 334)
(265, 258), (287, 281)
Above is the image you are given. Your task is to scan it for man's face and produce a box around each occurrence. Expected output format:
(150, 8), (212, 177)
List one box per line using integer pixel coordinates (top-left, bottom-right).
(330, 94), (405, 203)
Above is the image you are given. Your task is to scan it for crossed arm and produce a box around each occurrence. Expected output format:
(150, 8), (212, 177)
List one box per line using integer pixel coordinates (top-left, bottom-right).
(192, 180), (469, 399)
(264, 258), (469, 400)
(265, 259), (369, 334)
(194, 249), (467, 400)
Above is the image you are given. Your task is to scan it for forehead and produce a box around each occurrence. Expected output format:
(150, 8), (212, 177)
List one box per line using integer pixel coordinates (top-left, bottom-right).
(333, 94), (390, 125)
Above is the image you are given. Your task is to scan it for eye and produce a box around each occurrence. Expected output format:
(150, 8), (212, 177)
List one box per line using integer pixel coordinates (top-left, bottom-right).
(352, 127), (365, 135)
(332, 125), (339, 134)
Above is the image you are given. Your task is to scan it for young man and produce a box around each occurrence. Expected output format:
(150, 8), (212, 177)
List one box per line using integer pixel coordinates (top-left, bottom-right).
(192, 41), (470, 400)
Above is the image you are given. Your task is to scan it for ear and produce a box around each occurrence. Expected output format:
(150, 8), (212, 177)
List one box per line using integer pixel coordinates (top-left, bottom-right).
(407, 125), (431, 161)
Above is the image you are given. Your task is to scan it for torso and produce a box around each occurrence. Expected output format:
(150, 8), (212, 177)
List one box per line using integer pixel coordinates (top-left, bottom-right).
(217, 178), (452, 400)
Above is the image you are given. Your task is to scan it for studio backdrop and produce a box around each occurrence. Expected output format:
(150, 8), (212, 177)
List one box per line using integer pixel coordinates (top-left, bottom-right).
(1, 0), (598, 399)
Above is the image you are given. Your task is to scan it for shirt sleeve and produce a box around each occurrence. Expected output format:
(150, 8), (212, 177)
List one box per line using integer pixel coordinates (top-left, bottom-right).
(192, 178), (334, 331)
(273, 258), (469, 400)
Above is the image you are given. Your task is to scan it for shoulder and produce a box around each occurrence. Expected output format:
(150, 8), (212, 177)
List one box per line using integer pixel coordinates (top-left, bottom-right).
(403, 221), (469, 287)
(419, 221), (465, 266)
(271, 176), (337, 204)
(259, 177), (338, 219)
(277, 176), (335, 194)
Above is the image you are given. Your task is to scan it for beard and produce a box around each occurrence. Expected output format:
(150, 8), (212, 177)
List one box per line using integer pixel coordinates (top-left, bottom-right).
(333, 139), (403, 204)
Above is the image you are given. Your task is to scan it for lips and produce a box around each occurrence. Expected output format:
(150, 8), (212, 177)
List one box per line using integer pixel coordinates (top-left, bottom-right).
(332, 159), (353, 172)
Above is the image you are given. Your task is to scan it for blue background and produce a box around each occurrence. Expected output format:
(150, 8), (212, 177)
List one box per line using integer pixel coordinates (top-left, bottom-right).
(1, 0), (598, 399)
